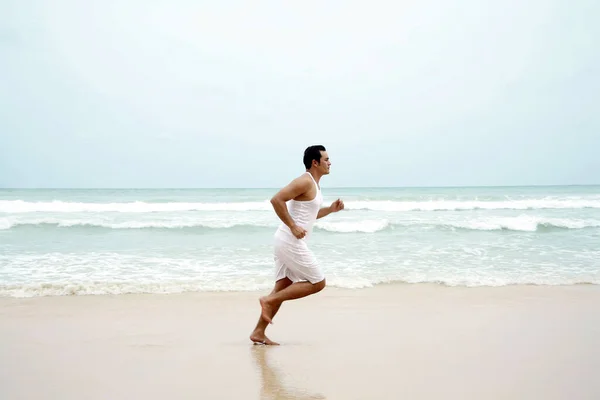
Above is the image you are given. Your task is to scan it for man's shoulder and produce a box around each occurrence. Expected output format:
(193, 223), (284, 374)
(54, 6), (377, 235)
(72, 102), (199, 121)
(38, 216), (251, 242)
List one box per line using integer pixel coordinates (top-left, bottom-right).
(295, 172), (312, 181)
(292, 173), (312, 186)
(282, 173), (312, 192)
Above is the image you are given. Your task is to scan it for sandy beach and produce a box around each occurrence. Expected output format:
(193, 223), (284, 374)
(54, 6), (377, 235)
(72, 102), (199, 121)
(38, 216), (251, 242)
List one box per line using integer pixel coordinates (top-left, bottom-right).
(1, 284), (599, 400)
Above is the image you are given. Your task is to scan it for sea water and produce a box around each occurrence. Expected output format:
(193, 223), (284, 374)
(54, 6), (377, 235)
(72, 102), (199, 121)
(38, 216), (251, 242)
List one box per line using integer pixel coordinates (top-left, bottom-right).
(1, 186), (599, 297)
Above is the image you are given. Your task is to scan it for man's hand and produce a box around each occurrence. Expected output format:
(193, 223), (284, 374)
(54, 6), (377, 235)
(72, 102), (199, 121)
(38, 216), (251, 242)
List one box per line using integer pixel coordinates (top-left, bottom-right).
(330, 198), (345, 213)
(290, 225), (308, 239)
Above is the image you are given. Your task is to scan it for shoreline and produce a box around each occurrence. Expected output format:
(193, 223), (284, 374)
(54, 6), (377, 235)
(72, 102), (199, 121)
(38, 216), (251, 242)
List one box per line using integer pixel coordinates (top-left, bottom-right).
(2, 281), (599, 306)
(0, 281), (600, 305)
(2, 280), (599, 300)
(2, 284), (599, 399)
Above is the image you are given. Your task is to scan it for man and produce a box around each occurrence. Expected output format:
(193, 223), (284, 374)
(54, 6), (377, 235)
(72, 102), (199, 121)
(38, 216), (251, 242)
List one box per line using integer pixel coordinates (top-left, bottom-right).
(250, 145), (344, 345)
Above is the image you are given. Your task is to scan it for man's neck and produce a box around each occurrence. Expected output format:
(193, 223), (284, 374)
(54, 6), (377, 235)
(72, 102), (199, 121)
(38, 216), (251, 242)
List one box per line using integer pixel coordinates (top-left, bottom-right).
(306, 169), (322, 184)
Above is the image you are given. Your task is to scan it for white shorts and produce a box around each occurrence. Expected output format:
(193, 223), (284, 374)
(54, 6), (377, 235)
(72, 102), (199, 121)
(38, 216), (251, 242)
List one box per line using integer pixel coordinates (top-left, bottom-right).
(273, 232), (325, 284)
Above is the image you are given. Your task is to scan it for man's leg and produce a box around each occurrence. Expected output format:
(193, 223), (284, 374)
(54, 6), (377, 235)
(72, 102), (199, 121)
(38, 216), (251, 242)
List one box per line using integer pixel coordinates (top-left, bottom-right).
(259, 278), (326, 324)
(250, 277), (293, 345)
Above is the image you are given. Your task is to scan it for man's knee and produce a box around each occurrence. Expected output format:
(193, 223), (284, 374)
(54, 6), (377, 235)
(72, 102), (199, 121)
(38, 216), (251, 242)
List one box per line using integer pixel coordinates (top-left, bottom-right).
(313, 278), (326, 293)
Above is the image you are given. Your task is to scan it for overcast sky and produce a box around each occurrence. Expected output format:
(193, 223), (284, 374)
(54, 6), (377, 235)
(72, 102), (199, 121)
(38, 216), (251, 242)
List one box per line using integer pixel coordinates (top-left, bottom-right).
(1, 0), (598, 188)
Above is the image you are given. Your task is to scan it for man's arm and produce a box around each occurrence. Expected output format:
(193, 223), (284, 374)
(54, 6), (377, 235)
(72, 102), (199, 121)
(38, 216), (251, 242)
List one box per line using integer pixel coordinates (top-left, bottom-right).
(270, 176), (311, 229)
(317, 198), (344, 219)
(317, 206), (333, 219)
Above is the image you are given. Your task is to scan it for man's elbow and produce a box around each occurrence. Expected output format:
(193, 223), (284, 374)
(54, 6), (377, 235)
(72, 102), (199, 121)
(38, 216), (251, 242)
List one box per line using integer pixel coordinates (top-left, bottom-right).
(271, 195), (288, 208)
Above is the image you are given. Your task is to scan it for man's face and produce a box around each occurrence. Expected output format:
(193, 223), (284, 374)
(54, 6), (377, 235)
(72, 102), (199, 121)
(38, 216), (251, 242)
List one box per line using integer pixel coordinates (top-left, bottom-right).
(315, 151), (331, 174)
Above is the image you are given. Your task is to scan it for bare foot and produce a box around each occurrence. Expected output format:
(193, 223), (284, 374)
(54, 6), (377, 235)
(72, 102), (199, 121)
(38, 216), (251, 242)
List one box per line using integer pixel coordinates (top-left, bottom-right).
(259, 296), (274, 324)
(250, 331), (280, 346)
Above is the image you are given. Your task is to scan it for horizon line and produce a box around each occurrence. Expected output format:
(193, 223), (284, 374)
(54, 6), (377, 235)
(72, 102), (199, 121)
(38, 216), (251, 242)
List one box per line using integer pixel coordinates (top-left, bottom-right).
(1, 183), (599, 190)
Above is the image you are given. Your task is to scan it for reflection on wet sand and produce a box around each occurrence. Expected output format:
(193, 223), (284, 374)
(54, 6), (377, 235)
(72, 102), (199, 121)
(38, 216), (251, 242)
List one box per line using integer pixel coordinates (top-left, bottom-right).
(251, 346), (326, 400)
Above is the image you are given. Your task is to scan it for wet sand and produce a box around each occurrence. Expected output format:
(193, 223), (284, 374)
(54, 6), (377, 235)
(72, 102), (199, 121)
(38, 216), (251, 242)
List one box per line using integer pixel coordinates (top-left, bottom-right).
(1, 284), (600, 399)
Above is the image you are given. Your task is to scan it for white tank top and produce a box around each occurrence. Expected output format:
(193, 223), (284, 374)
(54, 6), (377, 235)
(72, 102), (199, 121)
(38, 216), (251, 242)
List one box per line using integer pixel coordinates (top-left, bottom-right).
(276, 172), (323, 241)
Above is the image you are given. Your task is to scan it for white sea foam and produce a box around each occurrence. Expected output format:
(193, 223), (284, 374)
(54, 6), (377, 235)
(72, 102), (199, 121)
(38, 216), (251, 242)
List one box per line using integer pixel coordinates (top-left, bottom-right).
(446, 216), (600, 232)
(0, 280), (274, 298)
(316, 219), (390, 233)
(1, 215), (598, 232)
(345, 198), (600, 211)
(0, 200), (272, 213)
(1, 247), (598, 298)
(0, 217), (275, 230)
(2, 197), (600, 213)
(0, 218), (12, 230)
(1, 274), (598, 297)
(385, 275), (600, 287)
(2, 188), (598, 298)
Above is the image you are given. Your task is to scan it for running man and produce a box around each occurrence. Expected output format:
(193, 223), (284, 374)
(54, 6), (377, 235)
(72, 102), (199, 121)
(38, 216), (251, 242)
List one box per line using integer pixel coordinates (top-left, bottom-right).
(250, 145), (344, 345)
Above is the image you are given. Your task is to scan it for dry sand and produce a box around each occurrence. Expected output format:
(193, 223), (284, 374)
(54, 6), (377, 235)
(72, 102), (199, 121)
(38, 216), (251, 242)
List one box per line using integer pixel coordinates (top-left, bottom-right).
(1, 284), (600, 399)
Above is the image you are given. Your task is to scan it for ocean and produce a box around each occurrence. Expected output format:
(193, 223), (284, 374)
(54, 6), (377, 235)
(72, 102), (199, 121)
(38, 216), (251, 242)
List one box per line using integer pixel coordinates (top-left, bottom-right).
(1, 186), (599, 297)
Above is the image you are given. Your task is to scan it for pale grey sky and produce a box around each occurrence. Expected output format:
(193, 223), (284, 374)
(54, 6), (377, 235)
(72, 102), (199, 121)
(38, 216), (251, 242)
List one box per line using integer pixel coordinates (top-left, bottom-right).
(1, 0), (598, 188)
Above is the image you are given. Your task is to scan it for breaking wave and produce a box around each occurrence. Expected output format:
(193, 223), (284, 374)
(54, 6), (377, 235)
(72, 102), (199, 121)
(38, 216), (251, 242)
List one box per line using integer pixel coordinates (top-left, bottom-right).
(1, 216), (598, 232)
(444, 216), (600, 232)
(345, 198), (600, 212)
(2, 197), (600, 213)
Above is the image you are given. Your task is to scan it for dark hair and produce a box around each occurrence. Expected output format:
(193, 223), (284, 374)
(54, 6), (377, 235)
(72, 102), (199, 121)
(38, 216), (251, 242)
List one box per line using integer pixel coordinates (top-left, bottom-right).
(303, 145), (326, 170)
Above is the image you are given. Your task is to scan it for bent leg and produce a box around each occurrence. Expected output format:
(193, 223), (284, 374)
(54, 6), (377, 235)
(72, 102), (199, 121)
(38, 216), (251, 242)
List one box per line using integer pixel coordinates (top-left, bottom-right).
(250, 277), (292, 345)
(259, 240), (325, 326)
(259, 278), (326, 324)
